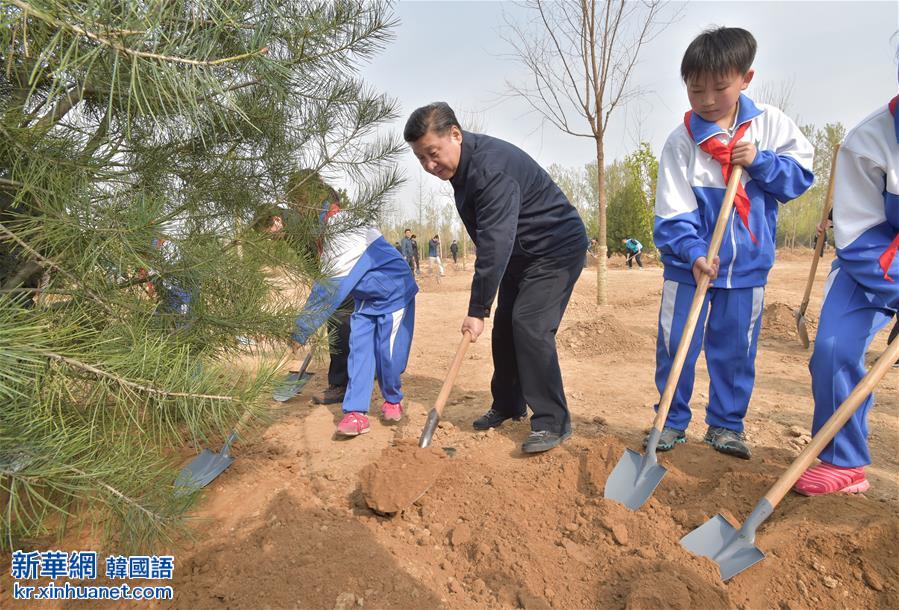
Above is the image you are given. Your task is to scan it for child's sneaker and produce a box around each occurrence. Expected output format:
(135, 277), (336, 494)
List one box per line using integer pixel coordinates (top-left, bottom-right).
(794, 462), (869, 496)
(336, 412), (370, 436)
(704, 426), (751, 459)
(381, 401), (403, 422)
(643, 426), (686, 451)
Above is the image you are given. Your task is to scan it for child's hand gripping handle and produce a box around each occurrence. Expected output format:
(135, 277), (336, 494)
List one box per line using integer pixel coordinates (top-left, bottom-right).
(651, 166), (744, 435)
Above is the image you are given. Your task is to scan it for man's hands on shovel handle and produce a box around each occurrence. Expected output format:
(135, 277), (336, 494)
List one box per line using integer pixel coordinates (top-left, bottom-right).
(461, 316), (484, 342)
(693, 256), (720, 285)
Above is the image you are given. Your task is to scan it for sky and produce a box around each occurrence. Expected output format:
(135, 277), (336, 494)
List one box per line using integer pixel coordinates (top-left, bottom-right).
(358, 1), (899, 220)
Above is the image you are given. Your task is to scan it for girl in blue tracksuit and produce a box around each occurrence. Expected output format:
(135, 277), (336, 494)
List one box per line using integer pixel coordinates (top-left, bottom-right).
(794, 94), (899, 495)
(651, 27), (814, 459)
(288, 195), (418, 437)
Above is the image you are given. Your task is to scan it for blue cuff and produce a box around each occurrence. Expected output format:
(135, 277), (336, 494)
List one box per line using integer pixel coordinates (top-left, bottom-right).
(685, 243), (709, 267)
(746, 149), (775, 175)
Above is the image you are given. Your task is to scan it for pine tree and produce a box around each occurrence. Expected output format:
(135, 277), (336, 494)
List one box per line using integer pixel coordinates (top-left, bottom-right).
(0, 0), (402, 550)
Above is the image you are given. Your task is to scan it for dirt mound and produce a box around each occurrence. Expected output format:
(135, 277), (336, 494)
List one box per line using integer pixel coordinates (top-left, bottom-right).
(761, 301), (816, 342)
(372, 436), (737, 609)
(170, 490), (443, 610)
(360, 439), (447, 513)
(360, 435), (896, 609)
(558, 315), (653, 356)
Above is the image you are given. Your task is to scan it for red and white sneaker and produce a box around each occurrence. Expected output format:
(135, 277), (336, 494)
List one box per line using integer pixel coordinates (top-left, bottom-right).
(794, 462), (869, 496)
(381, 401), (403, 422)
(336, 412), (370, 437)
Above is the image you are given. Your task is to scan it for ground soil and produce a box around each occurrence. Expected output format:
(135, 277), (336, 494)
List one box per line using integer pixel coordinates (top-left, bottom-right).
(3, 251), (897, 609)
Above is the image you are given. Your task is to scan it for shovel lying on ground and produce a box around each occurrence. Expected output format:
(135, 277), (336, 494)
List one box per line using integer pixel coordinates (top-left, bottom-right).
(795, 145), (839, 348)
(605, 166), (744, 510)
(175, 352), (314, 494)
(174, 412), (252, 496)
(419, 331), (472, 448)
(681, 333), (899, 581)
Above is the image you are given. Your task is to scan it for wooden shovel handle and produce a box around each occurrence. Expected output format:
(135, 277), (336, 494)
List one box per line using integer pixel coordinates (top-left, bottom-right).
(433, 332), (473, 418)
(799, 145), (840, 314)
(653, 166), (744, 432)
(765, 333), (899, 507)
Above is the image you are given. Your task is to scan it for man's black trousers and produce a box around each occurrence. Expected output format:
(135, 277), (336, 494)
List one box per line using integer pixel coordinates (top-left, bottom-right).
(327, 297), (354, 387)
(489, 249), (583, 434)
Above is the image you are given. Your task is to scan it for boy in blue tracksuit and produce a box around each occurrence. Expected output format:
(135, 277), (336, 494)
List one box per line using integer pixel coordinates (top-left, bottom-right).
(650, 27), (814, 458)
(793, 91), (899, 495)
(275, 178), (418, 437)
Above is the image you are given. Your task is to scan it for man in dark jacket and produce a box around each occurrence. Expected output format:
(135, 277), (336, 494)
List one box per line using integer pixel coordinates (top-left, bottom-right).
(400, 229), (416, 273)
(405, 102), (588, 453)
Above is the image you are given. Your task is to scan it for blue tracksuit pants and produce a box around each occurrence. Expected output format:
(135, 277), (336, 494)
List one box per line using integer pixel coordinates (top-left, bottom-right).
(655, 280), (765, 432)
(342, 299), (415, 413)
(809, 267), (895, 467)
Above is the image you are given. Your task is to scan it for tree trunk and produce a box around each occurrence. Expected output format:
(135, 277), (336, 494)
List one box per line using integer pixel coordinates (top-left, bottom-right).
(595, 136), (608, 305)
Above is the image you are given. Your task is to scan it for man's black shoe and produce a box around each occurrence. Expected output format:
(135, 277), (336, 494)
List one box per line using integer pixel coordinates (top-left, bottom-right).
(521, 429), (572, 454)
(312, 384), (346, 405)
(472, 408), (525, 431)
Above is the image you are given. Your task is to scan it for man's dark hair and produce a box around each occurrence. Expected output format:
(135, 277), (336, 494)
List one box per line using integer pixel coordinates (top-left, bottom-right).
(404, 228), (411, 233)
(403, 102), (462, 142)
(681, 27), (756, 83)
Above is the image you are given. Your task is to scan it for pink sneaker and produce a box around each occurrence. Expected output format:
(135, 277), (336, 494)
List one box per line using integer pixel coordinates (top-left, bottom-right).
(794, 462), (869, 496)
(381, 401), (403, 422)
(336, 412), (370, 437)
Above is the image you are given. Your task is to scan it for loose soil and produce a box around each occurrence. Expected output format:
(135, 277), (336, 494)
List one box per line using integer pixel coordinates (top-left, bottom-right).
(2, 252), (896, 609)
(557, 315), (654, 357)
(761, 301), (817, 342)
(360, 440), (447, 514)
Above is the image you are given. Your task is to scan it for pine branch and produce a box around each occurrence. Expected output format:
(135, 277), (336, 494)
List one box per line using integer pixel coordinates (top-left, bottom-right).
(67, 467), (172, 525)
(10, 0), (270, 67)
(0, 221), (114, 315)
(45, 352), (238, 402)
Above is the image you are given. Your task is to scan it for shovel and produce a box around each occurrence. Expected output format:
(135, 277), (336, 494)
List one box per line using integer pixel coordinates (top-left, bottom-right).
(272, 351), (314, 402)
(681, 333), (899, 581)
(605, 166), (744, 510)
(175, 351), (314, 494)
(795, 145), (839, 348)
(419, 331), (472, 448)
(174, 412), (252, 495)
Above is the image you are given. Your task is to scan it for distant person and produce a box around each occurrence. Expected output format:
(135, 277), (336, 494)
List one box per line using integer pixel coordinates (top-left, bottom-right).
(651, 27), (813, 459)
(394, 241), (401, 252)
(405, 101), (588, 454)
(450, 239), (459, 264)
(794, 90), (898, 496)
(400, 228), (416, 273)
(410, 234), (422, 275)
(428, 234), (446, 277)
(623, 237), (644, 269)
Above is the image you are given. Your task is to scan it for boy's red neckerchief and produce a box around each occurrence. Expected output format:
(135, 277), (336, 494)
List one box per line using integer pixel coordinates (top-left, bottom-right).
(684, 112), (757, 245)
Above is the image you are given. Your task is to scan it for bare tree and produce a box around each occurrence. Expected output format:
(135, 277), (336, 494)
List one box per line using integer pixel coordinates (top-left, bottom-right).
(503, 0), (674, 304)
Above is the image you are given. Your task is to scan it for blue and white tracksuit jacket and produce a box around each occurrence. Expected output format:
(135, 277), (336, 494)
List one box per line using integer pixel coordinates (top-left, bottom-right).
(292, 209), (418, 413)
(653, 95), (814, 432)
(810, 100), (899, 467)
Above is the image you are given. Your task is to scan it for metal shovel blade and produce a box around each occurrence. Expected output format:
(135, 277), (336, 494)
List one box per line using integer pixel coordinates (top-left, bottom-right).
(794, 309), (810, 349)
(419, 408), (439, 448)
(680, 514), (765, 581)
(272, 371), (311, 402)
(174, 432), (237, 496)
(603, 448), (668, 510)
